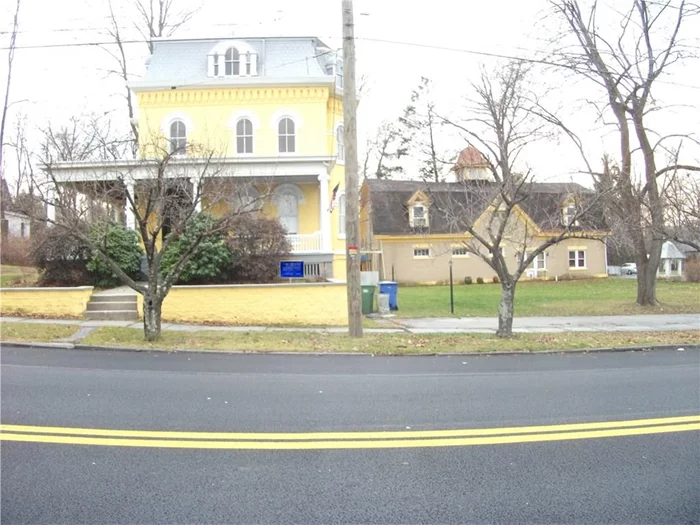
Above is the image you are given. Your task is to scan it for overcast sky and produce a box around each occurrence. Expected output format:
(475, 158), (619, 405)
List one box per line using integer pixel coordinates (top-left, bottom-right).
(1, 0), (699, 186)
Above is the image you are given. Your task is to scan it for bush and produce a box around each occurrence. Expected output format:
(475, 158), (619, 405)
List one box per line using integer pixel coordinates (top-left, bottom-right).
(227, 214), (291, 283)
(32, 228), (92, 286)
(464, 276), (473, 285)
(476, 277), (485, 284)
(492, 276), (499, 284)
(161, 214), (231, 284)
(87, 222), (143, 288)
(686, 259), (700, 283)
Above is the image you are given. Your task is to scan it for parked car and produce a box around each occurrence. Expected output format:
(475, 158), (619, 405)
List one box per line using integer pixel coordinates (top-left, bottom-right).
(621, 262), (637, 275)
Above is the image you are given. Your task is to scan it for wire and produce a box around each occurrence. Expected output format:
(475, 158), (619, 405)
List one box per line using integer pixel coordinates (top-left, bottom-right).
(3, 34), (700, 91)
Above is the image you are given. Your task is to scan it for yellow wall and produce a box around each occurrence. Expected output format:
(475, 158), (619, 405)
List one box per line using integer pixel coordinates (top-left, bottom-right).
(0, 287), (94, 318)
(137, 283), (348, 326)
(137, 87), (340, 157)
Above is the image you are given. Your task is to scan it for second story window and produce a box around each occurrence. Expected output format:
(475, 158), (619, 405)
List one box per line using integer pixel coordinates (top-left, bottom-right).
(337, 125), (345, 162)
(278, 117), (296, 153)
(236, 118), (253, 154)
(169, 120), (187, 155)
(225, 47), (240, 76)
(562, 204), (579, 226)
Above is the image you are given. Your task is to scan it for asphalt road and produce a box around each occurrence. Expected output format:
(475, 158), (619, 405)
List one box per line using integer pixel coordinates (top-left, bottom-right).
(1, 345), (699, 524)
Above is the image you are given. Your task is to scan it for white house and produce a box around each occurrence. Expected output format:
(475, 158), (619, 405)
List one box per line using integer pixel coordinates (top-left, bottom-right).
(3, 211), (31, 239)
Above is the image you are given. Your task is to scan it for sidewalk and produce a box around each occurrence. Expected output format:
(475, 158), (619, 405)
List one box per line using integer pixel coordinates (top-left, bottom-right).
(1, 313), (698, 335)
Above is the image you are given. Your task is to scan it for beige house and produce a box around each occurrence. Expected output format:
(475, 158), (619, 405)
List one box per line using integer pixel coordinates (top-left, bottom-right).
(360, 154), (609, 284)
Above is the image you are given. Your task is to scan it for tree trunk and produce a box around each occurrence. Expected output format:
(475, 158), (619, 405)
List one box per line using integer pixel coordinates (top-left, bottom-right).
(143, 292), (163, 341)
(497, 281), (516, 337)
(636, 255), (660, 306)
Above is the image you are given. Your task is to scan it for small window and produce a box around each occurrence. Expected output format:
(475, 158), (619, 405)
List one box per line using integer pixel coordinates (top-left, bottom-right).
(20, 222), (26, 238)
(412, 204), (428, 227)
(169, 120), (187, 155)
(452, 245), (469, 257)
(225, 47), (240, 76)
(413, 247), (431, 258)
(337, 125), (345, 162)
(278, 118), (296, 153)
(562, 204), (578, 226)
(568, 250), (586, 268)
(338, 194), (346, 236)
(671, 260), (679, 271)
(236, 118), (253, 154)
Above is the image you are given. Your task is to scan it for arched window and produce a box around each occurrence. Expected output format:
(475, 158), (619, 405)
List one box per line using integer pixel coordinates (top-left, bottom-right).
(169, 120), (187, 155)
(273, 184), (304, 234)
(278, 117), (296, 153)
(336, 125), (345, 162)
(338, 193), (346, 236)
(225, 47), (240, 76)
(236, 118), (253, 154)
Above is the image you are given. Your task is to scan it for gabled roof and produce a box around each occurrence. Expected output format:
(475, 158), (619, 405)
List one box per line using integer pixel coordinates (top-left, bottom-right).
(131, 36), (337, 90)
(661, 241), (686, 259)
(364, 179), (606, 236)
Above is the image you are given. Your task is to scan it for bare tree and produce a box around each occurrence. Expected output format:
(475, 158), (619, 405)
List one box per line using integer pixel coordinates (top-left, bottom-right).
(549, 0), (700, 305)
(399, 77), (450, 182)
(102, 0), (199, 152)
(32, 124), (265, 340)
(434, 62), (606, 337)
(1, 0), (21, 228)
(362, 122), (407, 179)
(133, 0), (199, 54)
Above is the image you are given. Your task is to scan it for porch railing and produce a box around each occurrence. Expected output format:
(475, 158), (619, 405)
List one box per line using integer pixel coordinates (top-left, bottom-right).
(286, 231), (323, 253)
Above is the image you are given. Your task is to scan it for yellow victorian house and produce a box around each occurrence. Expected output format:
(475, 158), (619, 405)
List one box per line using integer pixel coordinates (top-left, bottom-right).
(49, 36), (349, 279)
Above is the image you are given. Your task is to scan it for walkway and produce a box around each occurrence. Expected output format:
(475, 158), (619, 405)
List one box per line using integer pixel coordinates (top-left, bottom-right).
(1, 313), (698, 335)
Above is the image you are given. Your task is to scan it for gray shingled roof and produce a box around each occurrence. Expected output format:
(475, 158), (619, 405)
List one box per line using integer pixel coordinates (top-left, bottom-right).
(131, 37), (336, 89)
(365, 179), (606, 235)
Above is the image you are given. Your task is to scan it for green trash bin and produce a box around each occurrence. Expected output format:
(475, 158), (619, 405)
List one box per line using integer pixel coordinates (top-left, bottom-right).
(361, 285), (375, 314)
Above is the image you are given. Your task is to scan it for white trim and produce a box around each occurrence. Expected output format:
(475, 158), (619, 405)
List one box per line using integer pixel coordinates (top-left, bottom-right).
(272, 183), (306, 205)
(269, 109), (303, 130)
(208, 40), (256, 57)
(129, 77), (335, 91)
(227, 110), (261, 130)
(337, 190), (346, 239)
(160, 112), (194, 133)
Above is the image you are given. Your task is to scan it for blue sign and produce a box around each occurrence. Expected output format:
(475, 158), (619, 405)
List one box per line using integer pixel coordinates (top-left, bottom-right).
(280, 260), (304, 278)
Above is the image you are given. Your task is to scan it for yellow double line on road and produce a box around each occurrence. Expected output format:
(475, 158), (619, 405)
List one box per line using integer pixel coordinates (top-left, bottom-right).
(1, 415), (698, 449)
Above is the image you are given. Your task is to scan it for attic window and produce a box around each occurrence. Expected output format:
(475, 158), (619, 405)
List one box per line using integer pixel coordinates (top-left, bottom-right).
(410, 204), (429, 228)
(562, 204), (579, 226)
(208, 43), (258, 78)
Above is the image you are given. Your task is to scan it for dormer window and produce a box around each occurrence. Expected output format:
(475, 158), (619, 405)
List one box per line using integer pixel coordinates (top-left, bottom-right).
(336, 58), (344, 89)
(225, 47), (240, 76)
(208, 41), (258, 78)
(562, 204), (579, 226)
(411, 204), (428, 228)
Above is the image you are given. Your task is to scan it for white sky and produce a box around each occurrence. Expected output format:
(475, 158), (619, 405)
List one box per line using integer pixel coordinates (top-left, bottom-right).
(1, 0), (699, 187)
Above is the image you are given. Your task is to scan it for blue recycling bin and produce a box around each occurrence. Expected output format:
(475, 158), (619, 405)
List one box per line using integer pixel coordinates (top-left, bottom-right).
(378, 281), (399, 311)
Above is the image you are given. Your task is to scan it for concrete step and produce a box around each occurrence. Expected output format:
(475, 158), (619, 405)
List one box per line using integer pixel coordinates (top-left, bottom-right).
(90, 294), (137, 304)
(84, 310), (139, 321)
(86, 301), (138, 312)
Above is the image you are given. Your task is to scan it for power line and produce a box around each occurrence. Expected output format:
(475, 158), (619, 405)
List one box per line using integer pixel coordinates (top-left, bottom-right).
(3, 34), (700, 91)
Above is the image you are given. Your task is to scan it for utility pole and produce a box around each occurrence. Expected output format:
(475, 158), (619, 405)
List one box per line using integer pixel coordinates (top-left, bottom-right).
(342, 0), (363, 338)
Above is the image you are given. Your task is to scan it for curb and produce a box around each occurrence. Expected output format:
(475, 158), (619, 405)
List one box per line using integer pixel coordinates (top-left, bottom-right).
(1, 340), (696, 357)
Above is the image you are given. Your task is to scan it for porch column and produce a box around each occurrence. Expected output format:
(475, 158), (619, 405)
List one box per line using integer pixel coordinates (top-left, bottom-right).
(190, 177), (202, 213)
(318, 170), (331, 252)
(46, 187), (56, 224)
(679, 259), (684, 276)
(125, 180), (136, 229)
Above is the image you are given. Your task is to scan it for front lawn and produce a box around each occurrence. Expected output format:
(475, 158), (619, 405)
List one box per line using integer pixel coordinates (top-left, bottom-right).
(79, 327), (700, 354)
(0, 322), (78, 342)
(0, 265), (39, 287)
(394, 278), (700, 318)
